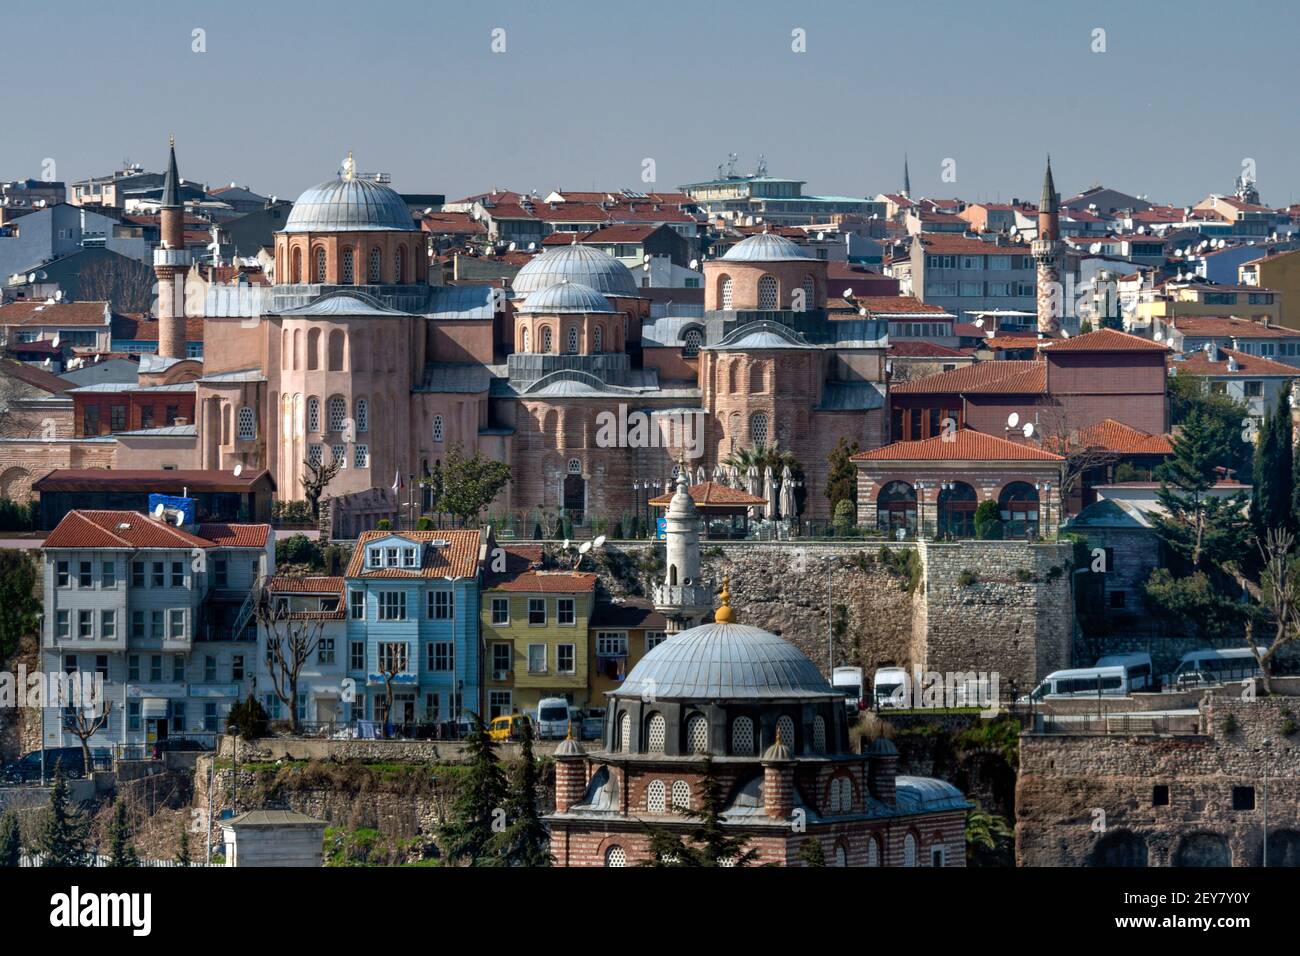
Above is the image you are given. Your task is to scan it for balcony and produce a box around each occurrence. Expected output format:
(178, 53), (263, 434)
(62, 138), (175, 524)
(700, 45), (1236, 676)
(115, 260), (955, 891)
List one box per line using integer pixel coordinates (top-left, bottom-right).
(152, 248), (192, 268)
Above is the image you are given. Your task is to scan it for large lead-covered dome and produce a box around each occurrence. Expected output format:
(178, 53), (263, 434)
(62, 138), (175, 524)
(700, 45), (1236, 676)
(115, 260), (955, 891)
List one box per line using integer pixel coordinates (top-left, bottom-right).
(512, 243), (639, 298)
(615, 620), (835, 700)
(720, 232), (812, 262)
(283, 168), (415, 234)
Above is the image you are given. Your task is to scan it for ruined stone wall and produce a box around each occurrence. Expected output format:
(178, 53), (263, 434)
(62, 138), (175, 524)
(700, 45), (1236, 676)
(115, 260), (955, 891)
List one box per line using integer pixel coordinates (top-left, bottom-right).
(1016, 692), (1300, 867)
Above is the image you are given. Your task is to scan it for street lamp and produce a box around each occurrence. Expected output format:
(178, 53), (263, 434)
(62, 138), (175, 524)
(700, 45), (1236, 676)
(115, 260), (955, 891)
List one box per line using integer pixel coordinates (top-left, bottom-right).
(1263, 736), (1272, 867)
(915, 480), (928, 540)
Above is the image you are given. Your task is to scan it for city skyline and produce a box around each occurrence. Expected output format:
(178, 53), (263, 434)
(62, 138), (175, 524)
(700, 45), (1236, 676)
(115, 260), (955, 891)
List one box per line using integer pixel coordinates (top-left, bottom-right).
(2, 0), (1298, 205)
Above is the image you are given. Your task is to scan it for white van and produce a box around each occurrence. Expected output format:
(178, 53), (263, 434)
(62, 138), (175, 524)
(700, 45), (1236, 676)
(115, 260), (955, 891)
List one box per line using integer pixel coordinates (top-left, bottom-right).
(1095, 653), (1154, 691)
(1024, 665), (1132, 701)
(873, 667), (909, 709)
(832, 667), (865, 715)
(1168, 648), (1260, 688)
(535, 697), (572, 739)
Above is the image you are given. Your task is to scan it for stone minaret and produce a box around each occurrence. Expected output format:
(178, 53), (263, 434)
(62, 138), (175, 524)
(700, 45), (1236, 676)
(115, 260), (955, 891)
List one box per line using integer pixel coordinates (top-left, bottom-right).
(1032, 156), (1062, 336)
(652, 469), (714, 633)
(901, 154), (911, 200)
(154, 136), (191, 359)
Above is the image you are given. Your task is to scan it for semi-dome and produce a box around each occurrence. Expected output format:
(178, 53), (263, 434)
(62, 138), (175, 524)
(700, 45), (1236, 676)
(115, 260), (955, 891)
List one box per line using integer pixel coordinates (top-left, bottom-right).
(512, 243), (639, 297)
(516, 280), (617, 314)
(283, 162), (415, 234)
(720, 233), (812, 262)
(615, 618), (835, 700)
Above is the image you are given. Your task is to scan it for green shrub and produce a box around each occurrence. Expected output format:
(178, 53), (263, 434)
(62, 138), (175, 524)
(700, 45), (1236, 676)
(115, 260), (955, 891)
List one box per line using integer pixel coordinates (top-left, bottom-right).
(416, 516), (435, 531)
(376, 519), (392, 531)
(833, 499), (856, 535)
(974, 501), (1003, 540)
(958, 570), (978, 587)
(227, 695), (270, 741)
(0, 498), (36, 532)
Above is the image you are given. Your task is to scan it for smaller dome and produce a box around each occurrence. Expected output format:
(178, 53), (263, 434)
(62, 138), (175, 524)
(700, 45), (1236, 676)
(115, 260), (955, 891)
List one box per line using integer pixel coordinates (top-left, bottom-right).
(555, 735), (585, 757)
(511, 243), (639, 297)
(720, 233), (812, 262)
(762, 738), (792, 762)
(517, 280), (617, 314)
(868, 736), (898, 757)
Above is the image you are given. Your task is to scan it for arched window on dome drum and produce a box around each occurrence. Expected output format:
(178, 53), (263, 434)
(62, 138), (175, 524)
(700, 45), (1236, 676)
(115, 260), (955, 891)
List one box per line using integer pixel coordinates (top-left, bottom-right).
(646, 713), (666, 753)
(291, 247), (303, 283)
(682, 328), (702, 358)
(394, 246), (405, 283)
(867, 835), (881, 867)
(671, 780), (690, 810)
(720, 274), (733, 310)
(812, 715), (827, 753)
(731, 716), (755, 756)
(327, 329), (345, 371)
(567, 325), (578, 354)
(749, 362), (765, 393)
(776, 714), (795, 751)
(749, 412), (769, 446)
(541, 326), (553, 354)
(593, 325), (603, 354)
(236, 406), (256, 441)
(801, 274), (816, 308)
(618, 712), (631, 751)
(307, 328), (320, 370)
(903, 833), (918, 867)
(314, 247), (327, 283)
(341, 248), (355, 284)
(433, 414), (444, 443)
(833, 844), (847, 867)
(306, 397), (320, 434)
(686, 714), (709, 754)
(355, 399), (369, 433)
(647, 779), (666, 813)
(758, 274), (778, 309)
(368, 247), (381, 283)
(520, 327), (529, 353)
(605, 845), (626, 867)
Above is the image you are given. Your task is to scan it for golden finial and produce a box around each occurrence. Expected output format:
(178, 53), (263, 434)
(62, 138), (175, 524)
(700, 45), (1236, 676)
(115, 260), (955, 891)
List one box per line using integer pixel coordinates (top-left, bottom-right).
(715, 577), (735, 624)
(342, 151), (355, 181)
(775, 725), (784, 747)
(169, 133), (175, 149)
(565, 722), (574, 740)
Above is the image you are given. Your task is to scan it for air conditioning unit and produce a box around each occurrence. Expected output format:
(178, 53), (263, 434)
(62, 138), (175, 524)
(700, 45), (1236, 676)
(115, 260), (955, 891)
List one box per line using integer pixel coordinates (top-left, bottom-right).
(492, 669), (511, 681)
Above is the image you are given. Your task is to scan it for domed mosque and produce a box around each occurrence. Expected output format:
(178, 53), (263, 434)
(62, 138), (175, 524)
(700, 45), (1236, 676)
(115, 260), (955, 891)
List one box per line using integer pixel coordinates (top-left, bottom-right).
(546, 475), (971, 867)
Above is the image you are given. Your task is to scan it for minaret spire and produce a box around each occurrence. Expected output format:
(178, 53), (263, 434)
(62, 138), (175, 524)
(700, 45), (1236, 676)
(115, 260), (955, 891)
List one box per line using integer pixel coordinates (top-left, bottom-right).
(154, 136), (190, 359)
(1032, 154), (1063, 336)
(902, 154), (911, 199)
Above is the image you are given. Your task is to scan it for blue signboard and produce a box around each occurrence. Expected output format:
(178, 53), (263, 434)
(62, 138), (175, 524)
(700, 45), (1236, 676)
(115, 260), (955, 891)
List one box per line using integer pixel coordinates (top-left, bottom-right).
(147, 494), (196, 525)
(656, 516), (667, 540)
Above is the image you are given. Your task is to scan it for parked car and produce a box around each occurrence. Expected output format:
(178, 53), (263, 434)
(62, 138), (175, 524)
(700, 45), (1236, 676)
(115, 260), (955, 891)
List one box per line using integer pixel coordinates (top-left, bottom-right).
(580, 717), (604, 741)
(488, 714), (534, 742)
(151, 738), (209, 759)
(536, 697), (573, 739)
(1, 747), (85, 783)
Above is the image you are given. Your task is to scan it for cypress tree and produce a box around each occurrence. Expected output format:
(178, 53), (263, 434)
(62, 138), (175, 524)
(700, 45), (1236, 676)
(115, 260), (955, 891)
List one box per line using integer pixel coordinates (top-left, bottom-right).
(175, 825), (192, 867)
(1252, 384), (1295, 540)
(1154, 408), (1250, 570)
(438, 714), (508, 865)
(107, 798), (139, 867)
(641, 759), (757, 866)
(0, 810), (21, 867)
(486, 719), (551, 866)
(36, 762), (89, 867)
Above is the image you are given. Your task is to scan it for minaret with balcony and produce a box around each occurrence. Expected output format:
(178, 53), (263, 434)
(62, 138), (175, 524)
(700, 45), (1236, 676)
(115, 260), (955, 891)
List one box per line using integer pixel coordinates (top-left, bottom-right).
(1032, 156), (1063, 336)
(653, 469), (714, 633)
(154, 136), (191, 359)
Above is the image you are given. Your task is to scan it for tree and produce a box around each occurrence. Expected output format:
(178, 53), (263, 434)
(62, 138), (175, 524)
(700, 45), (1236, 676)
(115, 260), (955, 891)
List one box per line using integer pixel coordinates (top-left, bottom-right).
(0, 810), (21, 866)
(62, 700), (112, 775)
(825, 438), (860, 512)
(722, 444), (807, 515)
(1244, 529), (1300, 694)
(1166, 372), (1252, 479)
(174, 825), (192, 867)
(77, 256), (155, 313)
(1251, 385), (1295, 541)
(833, 499), (857, 535)
(438, 715), (508, 865)
(642, 759), (758, 867)
(36, 762), (89, 867)
(965, 804), (1014, 866)
(486, 719), (551, 866)
(300, 453), (343, 520)
(437, 444), (511, 526)
(226, 695), (269, 740)
(0, 549), (39, 672)
(797, 837), (825, 867)
(257, 593), (324, 733)
(974, 500), (1003, 540)
(106, 798), (139, 867)
(376, 642), (409, 732)
(1038, 403), (1121, 503)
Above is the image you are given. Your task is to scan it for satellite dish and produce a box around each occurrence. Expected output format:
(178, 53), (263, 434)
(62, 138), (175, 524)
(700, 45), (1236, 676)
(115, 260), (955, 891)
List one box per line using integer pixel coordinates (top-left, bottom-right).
(817, 232), (825, 241)
(578, 541), (592, 554)
(1022, 422), (1035, 438)
(54, 289), (63, 301)
(1010, 226), (1019, 236)
(843, 287), (852, 299)
(1155, 332), (1164, 342)
(153, 503), (166, 519)
(1062, 329), (1071, 338)
(562, 538), (570, 551)
(174, 511), (185, 527)
(233, 463), (243, 477)
(508, 241), (516, 251)
(689, 258), (699, 270)
(1007, 412), (1020, 428)
(643, 254), (652, 263)
(973, 317), (985, 328)
(593, 534), (606, 549)
(1174, 249), (1183, 257)
(51, 334), (60, 348)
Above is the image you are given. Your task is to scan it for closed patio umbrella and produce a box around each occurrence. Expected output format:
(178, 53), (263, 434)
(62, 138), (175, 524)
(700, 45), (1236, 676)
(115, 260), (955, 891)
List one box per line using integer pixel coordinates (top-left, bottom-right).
(779, 464), (796, 518)
(763, 466), (776, 520)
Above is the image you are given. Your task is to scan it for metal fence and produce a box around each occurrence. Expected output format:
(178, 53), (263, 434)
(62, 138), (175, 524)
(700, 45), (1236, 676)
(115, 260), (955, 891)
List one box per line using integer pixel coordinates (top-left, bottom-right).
(20, 853), (212, 868)
(1031, 713), (1202, 735)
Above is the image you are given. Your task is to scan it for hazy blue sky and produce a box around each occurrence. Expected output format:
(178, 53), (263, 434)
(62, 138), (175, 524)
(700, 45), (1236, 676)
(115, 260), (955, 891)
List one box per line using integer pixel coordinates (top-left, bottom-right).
(4, 0), (1298, 207)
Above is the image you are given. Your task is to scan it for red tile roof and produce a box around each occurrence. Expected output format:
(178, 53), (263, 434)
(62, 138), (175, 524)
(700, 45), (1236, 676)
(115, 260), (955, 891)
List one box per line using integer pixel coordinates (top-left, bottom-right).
(112, 314), (205, 342)
(647, 481), (767, 507)
(489, 570), (597, 593)
(345, 529), (482, 579)
(1165, 316), (1293, 339)
(852, 428), (1064, 462)
(888, 340), (973, 358)
(33, 469), (272, 493)
(917, 235), (1032, 255)
(1070, 419), (1174, 455)
(0, 301), (109, 328)
(891, 360), (1046, 395)
(44, 510), (222, 550)
(1040, 328), (1169, 352)
(1173, 347), (1300, 377)
(268, 576), (344, 594)
(1, 357), (71, 394)
(855, 295), (950, 316)
(197, 523), (271, 548)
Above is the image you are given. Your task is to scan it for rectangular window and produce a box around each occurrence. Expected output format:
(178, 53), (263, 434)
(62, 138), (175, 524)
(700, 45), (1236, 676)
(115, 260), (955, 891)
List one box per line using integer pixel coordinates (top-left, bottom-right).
(56, 560), (70, 587)
(128, 701), (141, 732)
(151, 610), (164, 639)
(83, 405), (100, 435)
(204, 703), (218, 733)
(528, 598), (546, 625)
(596, 632), (628, 657)
(140, 406), (154, 430)
(527, 644), (547, 674)
(318, 638), (335, 664)
(152, 562), (165, 587)
(355, 444), (369, 468)
(171, 561), (184, 587)
(131, 611), (144, 639)
(492, 643), (511, 675)
(491, 597), (509, 625)
(95, 655), (109, 679)
(349, 641), (365, 671)
(78, 609), (93, 639)
(170, 701), (185, 733)
(79, 561), (92, 588)
(56, 610), (70, 639)
(1152, 785), (1169, 807)
(204, 655), (217, 682)
(402, 547), (417, 568)
(214, 559), (228, 589)
(100, 610), (115, 639)
(349, 590), (365, 619)
(367, 548), (382, 569)
(557, 643), (575, 674)
(232, 655), (244, 681)
(150, 655), (163, 682)
(101, 561), (116, 588)
(378, 642), (408, 674)
(646, 631), (666, 652)
(428, 589), (453, 620)
(557, 598), (575, 626)
(110, 404), (127, 431)
(1232, 786), (1256, 811)
(128, 655), (140, 682)
(173, 655), (186, 682)
(132, 561), (144, 587)
(430, 641), (454, 672)
(378, 591), (406, 621)
(385, 547), (399, 568)
(168, 608), (185, 639)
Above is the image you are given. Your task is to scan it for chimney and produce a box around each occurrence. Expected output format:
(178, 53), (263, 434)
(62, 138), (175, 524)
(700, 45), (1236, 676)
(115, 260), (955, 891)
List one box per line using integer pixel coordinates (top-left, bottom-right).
(866, 736), (898, 806)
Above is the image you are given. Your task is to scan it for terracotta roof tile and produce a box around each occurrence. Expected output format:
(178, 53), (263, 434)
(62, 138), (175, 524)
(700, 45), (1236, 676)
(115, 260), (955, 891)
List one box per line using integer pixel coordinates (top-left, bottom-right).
(1040, 328), (1169, 352)
(851, 428), (1064, 462)
(0, 301), (109, 328)
(489, 570), (597, 593)
(887, 340), (973, 357)
(44, 510), (225, 550)
(855, 295), (951, 316)
(197, 523), (271, 548)
(647, 481), (767, 507)
(268, 576), (344, 594)
(345, 529), (482, 579)
(1070, 419), (1174, 455)
(1166, 316), (1293, 338)
(1173, 347), (1300, 377)
(891, 360), (1046, 395)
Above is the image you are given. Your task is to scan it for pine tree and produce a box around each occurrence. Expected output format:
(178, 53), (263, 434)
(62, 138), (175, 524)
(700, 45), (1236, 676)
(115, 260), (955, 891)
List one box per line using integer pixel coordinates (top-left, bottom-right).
(438, 714), (508, 865)
(641, 759), (757, 867)
(36, 762), (89, 867)
(825, 438), (860, 512)
(175, 825), (192, 867)
(1252, 384), (1295, 541)
(0, 810), (21, 867)
(797, 837), (825, 867)
(107, 798), (139, 867)
(486, 719), (552, 866)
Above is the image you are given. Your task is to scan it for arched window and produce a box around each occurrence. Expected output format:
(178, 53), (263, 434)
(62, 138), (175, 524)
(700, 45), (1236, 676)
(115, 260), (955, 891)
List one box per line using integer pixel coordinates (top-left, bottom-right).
(566, 458), (582, 475)
(749, 412), (769, 446)
(355, 399), (369, 433)
(521, 327), (530, 353)
(686, 714), (709, 754)
(306, 397), (320, 434)
(731, 716), (755, 755)
(720, 274), (733, 310)
(314, 247), (327, 283)
(605, 845), (626, 867)
(999, 481), (1041, 539)
(671, 780), (690, 810)
(867, 836), (881, 867)
(368, 247), (381, 283)
(541, 326), (553, 353)
(828, 777), (843, 813)
(758, 274), (778, 309)
(236, 406), (256, 441)
(833, 844), (847, 867)
(776, 714), (795, 750)
(291, 247), (303, 283)
(930, 842), (946, 867)
(307, 328), (320, 370)
(647, 780), (666, 813)
(327, 396), (347, 433)
(800, 274), (816, 308)
(567, 325), (579, 353)
(327, 329), (345, 371)
(646, 713), (666, 753)
(432, 415), (444, 443)
(683, 328), (702, 358)
(903, 833), (918, 867)
(618, 712), (631, 751)
(749, 362), (765, 393)
(593, 326), (603, 353)
(341, 248), (355, 284)
(394, 246), (406, 283)
(877, 480), (918, 535)
(938, 481), (979, 539)
(812, 715), (827, 753)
